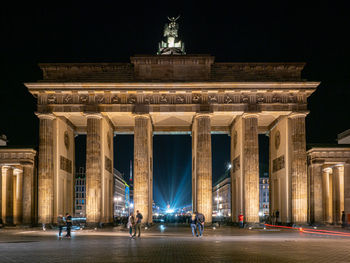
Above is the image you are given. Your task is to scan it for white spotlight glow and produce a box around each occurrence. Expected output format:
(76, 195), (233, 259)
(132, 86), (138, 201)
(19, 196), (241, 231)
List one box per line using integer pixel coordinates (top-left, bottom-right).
(166, 208), (174, 214)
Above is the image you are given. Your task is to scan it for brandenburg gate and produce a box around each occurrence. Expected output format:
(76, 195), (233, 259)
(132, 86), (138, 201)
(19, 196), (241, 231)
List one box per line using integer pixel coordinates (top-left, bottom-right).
(23, 18), (321, 226)
(24, 55), (318, 225)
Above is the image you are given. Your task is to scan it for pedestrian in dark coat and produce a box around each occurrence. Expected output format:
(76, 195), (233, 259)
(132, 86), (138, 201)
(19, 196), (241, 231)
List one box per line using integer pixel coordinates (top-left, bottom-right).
(133, 210), (143, 238)
(341, 211), (346, 228)
(190, 213), (198, 237)
(65, 212), (72, 238)
(195, 212), (205, 237)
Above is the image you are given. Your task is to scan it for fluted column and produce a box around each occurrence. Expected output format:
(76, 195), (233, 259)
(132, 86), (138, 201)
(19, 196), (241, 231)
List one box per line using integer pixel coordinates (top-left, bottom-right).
(289, 113), (308, 223)
(134, 115), (153, 224)
(344, 163), (350, 225)
(322, 168), (332, 224)
(3, 166), (14, 224)
(86, 114), (102, 224)
(37, 113), (55, 224)
(0, 166), (2, 221)
(192, 114), (212, 224)
(13, 168), (23, 225)
(22, 164), (35, 225)
(242, 114), (259, 223)
(308, 162), (323, 223)
(333, 165), (344, 224)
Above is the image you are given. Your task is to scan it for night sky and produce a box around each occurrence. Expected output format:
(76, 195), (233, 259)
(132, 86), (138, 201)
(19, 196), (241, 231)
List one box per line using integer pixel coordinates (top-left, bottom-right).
(1, 2), (350, 208)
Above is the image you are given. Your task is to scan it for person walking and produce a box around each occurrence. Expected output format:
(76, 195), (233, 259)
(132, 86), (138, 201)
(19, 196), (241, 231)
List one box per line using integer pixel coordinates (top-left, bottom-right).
(341, 211), (346, 228)
(57, 214), (65, 239)
(127, 212), (135, 237)
(275, 210), (280, 225)
(238, 212), (244, 228)
(65, 212), (72, 238)
(195, 212), (205, 237)
(133, 210), (143, 238)
(190, 213), (198, 237)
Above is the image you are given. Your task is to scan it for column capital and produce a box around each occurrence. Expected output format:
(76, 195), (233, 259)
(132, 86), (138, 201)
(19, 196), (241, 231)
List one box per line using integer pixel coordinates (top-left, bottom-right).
(22, 163), (34, 168)
(35, 113), (56, 120)
(133, 114), (151, 119)
(332, 164), (344, 171)
(84, 112), (103, 119)
(242, 113), (259, 119)
(13, 168), (23, 174)
(323, 167), (333, 173)
(288, 112), (309, 119)
(2, 165), (14, 171)
(193, 113), (212, 119)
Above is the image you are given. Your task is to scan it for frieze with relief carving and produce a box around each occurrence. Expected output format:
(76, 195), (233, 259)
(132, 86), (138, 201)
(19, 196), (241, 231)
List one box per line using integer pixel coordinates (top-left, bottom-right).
(40, 92), (300, 105)
(232, 155), (240, 173)
(63, 94), (73, 104)
(79, 94), (89, 103)
(60, 155), (72, 173)
(47, 94), (57, 104)
(111, 95), (120, 104)
(272, 155), (285, 173)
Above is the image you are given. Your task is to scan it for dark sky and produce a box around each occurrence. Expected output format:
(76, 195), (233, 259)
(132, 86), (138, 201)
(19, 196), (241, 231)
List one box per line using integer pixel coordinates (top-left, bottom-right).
(1, 1), (350, 208)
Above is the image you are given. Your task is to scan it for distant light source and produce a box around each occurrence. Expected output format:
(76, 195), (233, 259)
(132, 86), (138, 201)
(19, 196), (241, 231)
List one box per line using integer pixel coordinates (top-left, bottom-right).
(130, 203), (134, 208)
(166, 208), (174, 214)
(227, 163), (232, 170)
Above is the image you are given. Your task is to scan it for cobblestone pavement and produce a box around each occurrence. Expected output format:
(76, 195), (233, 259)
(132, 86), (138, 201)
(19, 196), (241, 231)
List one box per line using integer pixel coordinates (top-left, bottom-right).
(0, 225), (350, 263)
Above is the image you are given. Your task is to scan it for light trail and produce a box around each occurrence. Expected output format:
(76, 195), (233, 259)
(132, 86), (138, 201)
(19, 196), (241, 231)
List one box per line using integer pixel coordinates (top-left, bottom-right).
(264, 224), (350, 237)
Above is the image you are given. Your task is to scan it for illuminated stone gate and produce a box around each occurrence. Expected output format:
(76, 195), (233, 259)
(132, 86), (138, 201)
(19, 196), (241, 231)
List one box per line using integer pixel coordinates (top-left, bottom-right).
(25, 55), (320, 225)
(24, 18), (324, 225)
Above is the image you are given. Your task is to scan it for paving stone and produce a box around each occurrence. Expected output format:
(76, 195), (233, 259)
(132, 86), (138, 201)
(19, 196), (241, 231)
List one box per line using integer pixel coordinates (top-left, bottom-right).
(0, 225), (349, 262)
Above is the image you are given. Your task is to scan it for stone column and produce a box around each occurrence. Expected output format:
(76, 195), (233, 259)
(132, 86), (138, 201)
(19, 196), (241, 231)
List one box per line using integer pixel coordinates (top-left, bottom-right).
(37, 114), (55, 224)
(333, 165), (344, 224)
(289, 113), (308, 224)
(13, 168), (23, 225)
(242, 114), (259, 223)
(86, 114), (102, 225)
(344, 163), (350, 225)
(22, 164), (35, 225)
(134, 115), (153, 224)
(0, 166), (2, 221)
(308, 162), (323, 224)
(322, 168), (332, 224)
(192, 114), (212, 224)
(3, 166), (14, 224)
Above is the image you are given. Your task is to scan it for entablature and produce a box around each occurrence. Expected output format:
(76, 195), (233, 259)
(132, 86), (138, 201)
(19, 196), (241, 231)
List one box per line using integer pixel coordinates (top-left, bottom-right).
(0, 148), (37, 166)
(307, 147), (350, 165)
(26, 82), (318, 107)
